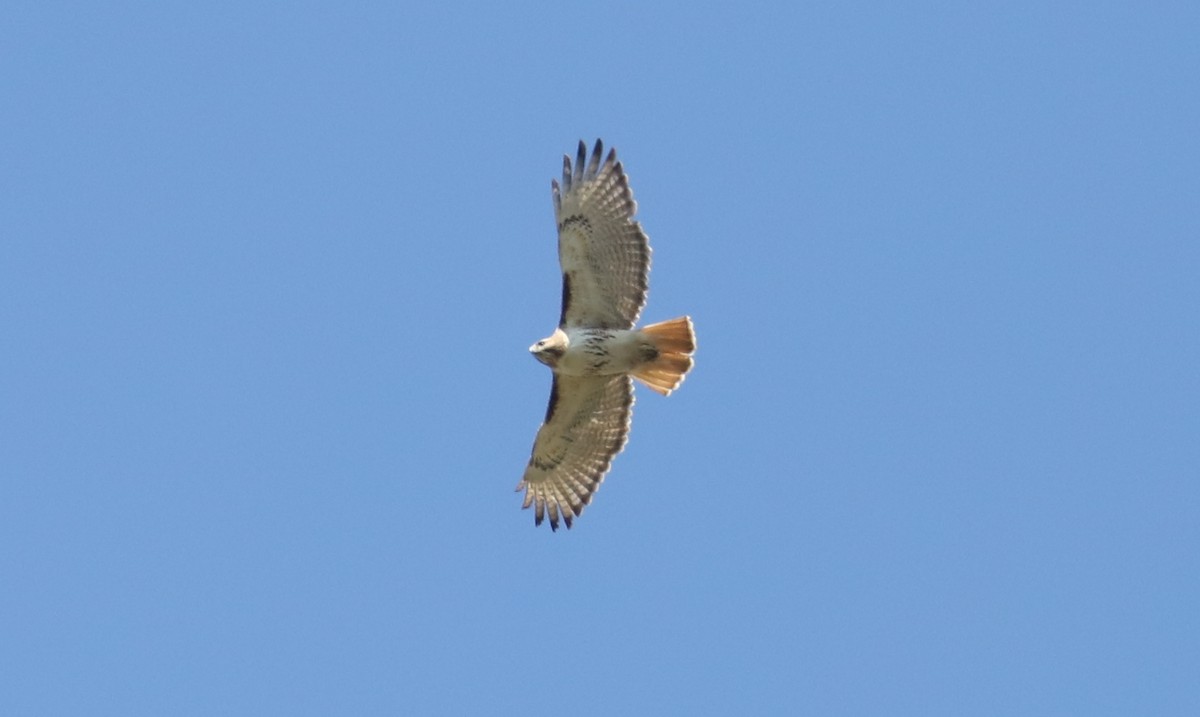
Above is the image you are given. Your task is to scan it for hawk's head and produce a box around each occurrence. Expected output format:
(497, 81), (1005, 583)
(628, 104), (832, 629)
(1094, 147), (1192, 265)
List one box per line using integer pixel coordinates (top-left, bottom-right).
(530, 329), (568, 368)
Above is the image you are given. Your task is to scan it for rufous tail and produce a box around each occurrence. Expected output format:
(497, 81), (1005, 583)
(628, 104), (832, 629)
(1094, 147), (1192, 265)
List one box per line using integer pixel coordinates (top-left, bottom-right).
(632, 316), (697, 396)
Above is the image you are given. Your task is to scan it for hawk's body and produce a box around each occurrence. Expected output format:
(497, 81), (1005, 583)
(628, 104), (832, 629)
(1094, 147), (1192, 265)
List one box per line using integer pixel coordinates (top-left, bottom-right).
(518, 140), (696, 530)
(533, 328), (656, 377)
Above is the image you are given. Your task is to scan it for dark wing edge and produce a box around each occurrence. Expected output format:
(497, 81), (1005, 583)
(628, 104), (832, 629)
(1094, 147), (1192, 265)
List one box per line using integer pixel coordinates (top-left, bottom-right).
(515, 374), (634, 531)
(552, 139), (651, 330)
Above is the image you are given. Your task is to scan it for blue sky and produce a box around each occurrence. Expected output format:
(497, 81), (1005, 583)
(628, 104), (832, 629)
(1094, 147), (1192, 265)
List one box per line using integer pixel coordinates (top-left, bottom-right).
(2, 2), (1197, 714)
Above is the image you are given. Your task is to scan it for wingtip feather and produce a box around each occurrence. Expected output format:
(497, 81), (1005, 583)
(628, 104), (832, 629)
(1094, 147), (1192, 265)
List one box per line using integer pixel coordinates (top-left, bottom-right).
(561, 155), (572, 191)
(573, 141), (587, 184)
(587, 139), (604, 178)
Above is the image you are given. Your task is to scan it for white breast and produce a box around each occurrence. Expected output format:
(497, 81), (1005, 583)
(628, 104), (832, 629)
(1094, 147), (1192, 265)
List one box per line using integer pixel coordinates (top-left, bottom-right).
(557, 328), (651, 377)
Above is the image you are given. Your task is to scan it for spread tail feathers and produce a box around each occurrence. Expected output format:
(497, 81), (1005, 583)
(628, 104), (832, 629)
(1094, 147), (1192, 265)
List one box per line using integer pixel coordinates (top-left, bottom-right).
(633, 316), (697, 396)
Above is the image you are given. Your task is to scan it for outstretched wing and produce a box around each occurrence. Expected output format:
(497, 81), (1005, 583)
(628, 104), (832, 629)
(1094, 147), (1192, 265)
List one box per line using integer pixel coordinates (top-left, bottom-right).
(517, 374), (634, 530)
(554, 139), (651, 330)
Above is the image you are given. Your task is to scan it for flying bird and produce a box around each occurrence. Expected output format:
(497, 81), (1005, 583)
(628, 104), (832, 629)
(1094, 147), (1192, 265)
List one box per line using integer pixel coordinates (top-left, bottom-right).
(517, 139), (696, 530)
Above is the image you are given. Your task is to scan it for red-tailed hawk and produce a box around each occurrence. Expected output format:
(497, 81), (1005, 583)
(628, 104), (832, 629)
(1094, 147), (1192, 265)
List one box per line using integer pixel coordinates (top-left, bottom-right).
(517, 139), (697, 530)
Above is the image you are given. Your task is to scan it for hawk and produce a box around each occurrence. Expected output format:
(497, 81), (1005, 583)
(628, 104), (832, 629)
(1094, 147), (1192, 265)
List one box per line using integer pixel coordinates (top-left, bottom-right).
(517, 139), (697, 530)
